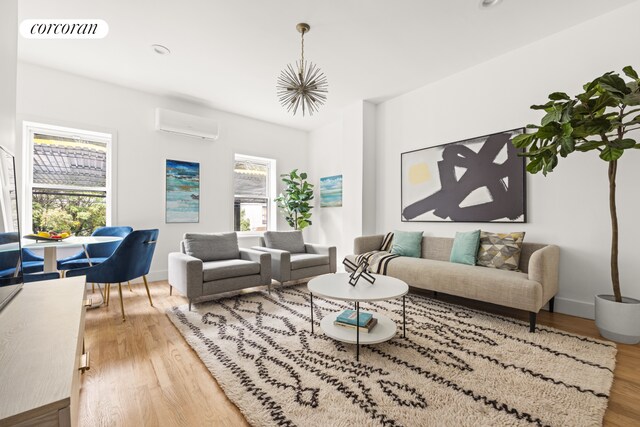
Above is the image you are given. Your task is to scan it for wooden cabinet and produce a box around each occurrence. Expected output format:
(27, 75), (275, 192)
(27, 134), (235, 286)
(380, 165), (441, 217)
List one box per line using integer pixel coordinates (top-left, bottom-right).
(0, 277), (87, 426)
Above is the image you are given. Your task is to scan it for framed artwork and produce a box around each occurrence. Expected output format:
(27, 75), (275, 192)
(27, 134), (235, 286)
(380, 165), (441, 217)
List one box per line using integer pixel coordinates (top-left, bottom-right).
(401, 128), (526, 223)
(320, 175), (343, 207)
(166, 159), (200, 223)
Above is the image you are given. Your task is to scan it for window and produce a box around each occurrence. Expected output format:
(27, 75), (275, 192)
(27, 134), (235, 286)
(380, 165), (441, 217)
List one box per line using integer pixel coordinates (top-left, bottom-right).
(233, 154), (276, 233)
(23, 122), (113, 236)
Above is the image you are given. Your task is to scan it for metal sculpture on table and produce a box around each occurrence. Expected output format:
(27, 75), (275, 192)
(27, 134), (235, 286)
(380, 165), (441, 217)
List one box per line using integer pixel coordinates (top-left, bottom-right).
(342, 258), (376, 286)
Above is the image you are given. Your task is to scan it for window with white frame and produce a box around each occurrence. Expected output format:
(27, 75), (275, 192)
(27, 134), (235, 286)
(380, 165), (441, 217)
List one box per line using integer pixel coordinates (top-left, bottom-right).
(233, 154), (276, 233)
(23, 122), (113, 236)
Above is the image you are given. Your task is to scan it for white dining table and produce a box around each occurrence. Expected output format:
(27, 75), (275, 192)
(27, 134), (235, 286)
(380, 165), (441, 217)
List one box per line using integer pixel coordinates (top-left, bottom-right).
(21, 236), (123, 273)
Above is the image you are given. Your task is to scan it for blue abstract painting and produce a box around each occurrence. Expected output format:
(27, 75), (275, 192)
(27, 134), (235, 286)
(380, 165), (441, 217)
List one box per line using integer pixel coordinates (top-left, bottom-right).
(166, 159), (200, 223)
(320, 175), (343, 207)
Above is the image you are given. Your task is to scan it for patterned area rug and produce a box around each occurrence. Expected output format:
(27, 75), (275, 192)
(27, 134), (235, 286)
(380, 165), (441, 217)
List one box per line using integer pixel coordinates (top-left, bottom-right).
(167, 285), (616, 427)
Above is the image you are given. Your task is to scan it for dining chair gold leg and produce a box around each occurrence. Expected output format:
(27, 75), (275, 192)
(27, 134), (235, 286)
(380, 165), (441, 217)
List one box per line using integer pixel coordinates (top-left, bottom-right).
(142, 275), (154, 307)
(106, 283), (111, 306)
(128, 281), (133, 292)
(117, 282), (126, 322)
(92, 283), (95, 293)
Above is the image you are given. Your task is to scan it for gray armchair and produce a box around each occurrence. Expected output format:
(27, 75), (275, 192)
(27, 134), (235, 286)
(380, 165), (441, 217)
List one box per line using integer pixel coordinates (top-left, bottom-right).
(168, 232), (271, 310)
(253, 231), (336, 285)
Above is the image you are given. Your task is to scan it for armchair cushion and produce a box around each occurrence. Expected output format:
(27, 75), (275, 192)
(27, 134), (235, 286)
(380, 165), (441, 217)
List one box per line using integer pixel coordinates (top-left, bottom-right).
(183, 232), (239, 262)
(290, 253), (329, 270)
(202, 259), (260, 282)
(263, 231), (305, 254)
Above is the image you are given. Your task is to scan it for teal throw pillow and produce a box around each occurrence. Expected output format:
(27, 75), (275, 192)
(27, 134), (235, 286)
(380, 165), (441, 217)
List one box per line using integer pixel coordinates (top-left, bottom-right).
(450, 230), (481, 266)
(390, 230), (423, 258)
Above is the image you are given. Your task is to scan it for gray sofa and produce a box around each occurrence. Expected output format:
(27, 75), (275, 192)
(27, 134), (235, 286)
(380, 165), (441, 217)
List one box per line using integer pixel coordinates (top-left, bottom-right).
(168, 232), (271, 309)
(348, 234), (560, 332)
(253, 230), (337, 284)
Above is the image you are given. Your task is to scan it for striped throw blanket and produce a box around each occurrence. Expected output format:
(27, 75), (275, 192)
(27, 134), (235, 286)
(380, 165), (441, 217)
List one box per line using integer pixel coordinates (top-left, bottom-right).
(354, 232), (399, 275)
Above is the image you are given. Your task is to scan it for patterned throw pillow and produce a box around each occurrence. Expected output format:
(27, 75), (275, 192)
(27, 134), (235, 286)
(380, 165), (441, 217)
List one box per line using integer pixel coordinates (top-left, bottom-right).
(380, 232), (394, 252)
(476, 231), (525, 271)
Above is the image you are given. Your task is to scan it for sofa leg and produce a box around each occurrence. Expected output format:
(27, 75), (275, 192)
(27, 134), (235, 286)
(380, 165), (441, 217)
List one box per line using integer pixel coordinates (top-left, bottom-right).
(189, 300), (192, 311)
(169, 285), (173, 296)
(433, 291), (438, 298)
(529, 312), (536, 333)
(548, 297), (555, 313)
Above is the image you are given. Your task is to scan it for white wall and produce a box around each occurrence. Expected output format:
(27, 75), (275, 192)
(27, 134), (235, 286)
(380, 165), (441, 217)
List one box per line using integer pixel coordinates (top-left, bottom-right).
(16, 63), (308, 281)
(307, 101), (376, 263)
(0, 0), (18, 154)
(375, 1), (640, 319)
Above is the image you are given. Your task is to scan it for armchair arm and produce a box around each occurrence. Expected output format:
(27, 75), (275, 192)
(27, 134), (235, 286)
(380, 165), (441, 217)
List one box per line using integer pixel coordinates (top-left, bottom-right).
(354, 235), (385, 255)
(251, 246), (291, 282)
(527, 245), (560, 307)
(168, 252), (203, 298)
(240, 248), (271, 286)
(305, 243), (337, 273)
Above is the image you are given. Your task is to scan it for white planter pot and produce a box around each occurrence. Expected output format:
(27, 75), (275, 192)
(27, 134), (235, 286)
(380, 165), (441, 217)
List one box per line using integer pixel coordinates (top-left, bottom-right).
(595, 294), (640, 344)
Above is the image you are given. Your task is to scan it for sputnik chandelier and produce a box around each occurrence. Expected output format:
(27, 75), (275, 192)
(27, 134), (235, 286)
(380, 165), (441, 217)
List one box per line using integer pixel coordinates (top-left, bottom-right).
(277, 23), (328, 116)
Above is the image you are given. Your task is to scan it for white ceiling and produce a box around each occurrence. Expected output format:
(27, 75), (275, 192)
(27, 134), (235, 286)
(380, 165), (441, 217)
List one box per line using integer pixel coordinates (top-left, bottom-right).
(17, 0), (638, 131)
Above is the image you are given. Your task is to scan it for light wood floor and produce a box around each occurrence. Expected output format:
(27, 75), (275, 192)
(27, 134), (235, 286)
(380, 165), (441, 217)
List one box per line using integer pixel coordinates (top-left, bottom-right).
(79, 281), (640, 426)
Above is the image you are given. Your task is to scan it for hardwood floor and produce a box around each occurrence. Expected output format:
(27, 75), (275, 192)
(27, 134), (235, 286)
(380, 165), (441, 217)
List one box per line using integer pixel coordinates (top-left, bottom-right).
(79, 281), (640, 426)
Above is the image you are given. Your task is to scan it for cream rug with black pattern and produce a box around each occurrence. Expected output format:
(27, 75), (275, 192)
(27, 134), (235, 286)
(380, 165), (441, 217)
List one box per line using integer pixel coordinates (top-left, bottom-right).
(167, 285), (616, 427)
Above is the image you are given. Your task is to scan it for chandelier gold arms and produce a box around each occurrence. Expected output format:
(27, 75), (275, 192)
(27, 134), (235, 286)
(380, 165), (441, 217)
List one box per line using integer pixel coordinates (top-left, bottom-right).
(276, 22), (328, 116)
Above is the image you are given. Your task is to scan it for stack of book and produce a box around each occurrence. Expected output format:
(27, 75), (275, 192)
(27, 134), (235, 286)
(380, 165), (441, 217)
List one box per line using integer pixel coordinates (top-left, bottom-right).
(334, 309), (377, 333)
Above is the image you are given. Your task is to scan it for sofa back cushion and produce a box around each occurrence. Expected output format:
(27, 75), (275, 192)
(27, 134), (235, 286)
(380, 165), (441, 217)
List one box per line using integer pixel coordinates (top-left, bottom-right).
(419, 235), (544, 273)
(264, 231), (305, 253)
(183, 232), (239, 262)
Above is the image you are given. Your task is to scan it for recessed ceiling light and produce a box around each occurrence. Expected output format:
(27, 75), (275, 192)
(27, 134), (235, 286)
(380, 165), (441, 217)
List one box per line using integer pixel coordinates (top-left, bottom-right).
(480, 0), (502, 8)
(151, 44), (171, 55)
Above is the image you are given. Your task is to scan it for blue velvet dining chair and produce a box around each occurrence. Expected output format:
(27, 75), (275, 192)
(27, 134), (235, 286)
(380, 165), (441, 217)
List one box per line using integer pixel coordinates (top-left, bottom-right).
(57, 226), (133, 274)
(66, 229), (159, 321)
(22, 248), (45, 274)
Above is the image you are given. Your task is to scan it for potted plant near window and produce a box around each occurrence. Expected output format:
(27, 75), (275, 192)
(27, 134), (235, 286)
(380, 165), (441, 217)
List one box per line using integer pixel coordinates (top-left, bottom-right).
(512, 66), (640, 344)
(274, 169), (314, 230)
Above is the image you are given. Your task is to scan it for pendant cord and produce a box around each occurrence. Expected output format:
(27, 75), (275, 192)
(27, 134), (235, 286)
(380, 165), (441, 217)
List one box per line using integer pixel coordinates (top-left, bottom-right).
(300, 30), (305, 75)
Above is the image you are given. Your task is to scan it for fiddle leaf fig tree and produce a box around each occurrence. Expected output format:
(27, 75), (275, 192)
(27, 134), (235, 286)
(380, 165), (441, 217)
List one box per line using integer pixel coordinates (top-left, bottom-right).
(512, 66), (640, 303)
(274, 169), (314, 230)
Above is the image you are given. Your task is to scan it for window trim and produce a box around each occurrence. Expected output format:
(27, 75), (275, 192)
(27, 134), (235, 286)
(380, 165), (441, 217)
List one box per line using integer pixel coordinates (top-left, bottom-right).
(21, 121), (115, 234)
(233, 153), (277, 235)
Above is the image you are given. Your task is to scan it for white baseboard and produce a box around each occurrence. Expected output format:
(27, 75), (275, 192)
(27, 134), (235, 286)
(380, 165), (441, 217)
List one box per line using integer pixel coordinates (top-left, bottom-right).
(553, 297), (595, 320)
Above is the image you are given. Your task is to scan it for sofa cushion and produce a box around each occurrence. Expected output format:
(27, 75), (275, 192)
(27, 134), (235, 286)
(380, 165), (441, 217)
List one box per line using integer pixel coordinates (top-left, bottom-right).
(183, 232), (239, 262)
(391, 230), (423, 258)
(202, 259), (260, 282)
(477, 231), (525, 271)
(264, 231), (305, 253)
(450, 230), (481, 266)
(290, 253), (329, 270)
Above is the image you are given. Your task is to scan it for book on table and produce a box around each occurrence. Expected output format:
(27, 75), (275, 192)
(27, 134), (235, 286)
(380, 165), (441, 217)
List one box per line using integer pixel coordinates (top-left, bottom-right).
(336, 309), (373, 327)
(333, 317), (378, 333)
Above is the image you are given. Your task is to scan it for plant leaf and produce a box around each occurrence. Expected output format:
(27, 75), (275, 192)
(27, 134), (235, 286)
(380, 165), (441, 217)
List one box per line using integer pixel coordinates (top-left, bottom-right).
(549, 92), (570, 101)
(599, 146), (624, 161)
(610, 138), (637, 149)
(599, 73), (631, 96)
(623, 65), (639, 80)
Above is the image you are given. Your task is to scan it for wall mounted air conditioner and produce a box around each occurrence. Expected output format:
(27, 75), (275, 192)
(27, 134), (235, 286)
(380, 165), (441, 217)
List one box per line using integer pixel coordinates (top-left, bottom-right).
(155, 108), (219, 140)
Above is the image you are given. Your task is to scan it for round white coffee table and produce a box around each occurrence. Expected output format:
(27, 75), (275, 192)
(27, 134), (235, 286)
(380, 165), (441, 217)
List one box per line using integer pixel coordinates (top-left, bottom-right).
(307, 272), (409, 361)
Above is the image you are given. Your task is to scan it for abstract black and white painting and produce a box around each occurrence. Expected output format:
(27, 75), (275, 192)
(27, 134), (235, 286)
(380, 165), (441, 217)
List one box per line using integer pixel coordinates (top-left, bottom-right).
(401, 129), (526, 223)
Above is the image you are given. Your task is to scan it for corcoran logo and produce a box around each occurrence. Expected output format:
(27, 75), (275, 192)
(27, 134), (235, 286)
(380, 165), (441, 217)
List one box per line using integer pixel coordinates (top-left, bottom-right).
(20, 19), (109, 39)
